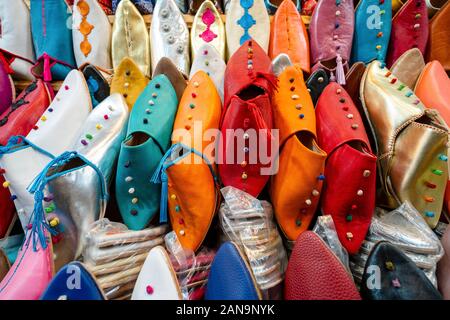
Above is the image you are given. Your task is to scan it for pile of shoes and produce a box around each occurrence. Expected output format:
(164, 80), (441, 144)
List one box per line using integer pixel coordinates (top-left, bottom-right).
(0, 0), (449, 301)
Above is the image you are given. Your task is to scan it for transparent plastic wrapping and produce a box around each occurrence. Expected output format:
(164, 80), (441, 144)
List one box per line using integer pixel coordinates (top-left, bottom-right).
(82, 219), (169, 300)
(165, 231), (215, 300)
(350, 202), (444, 286)
(219, 186), (288, 296)
(312, 215), (350, 273)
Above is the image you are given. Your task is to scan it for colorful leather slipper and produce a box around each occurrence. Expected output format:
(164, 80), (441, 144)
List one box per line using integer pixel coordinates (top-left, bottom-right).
(386, 0), (428, 68)
(30, 0), (76, 80)
(0, 0), (35, 80)
(309, 0), (354, 85)
(415, 61), (450, 215)
(41, 262), (105, 300)
(225, 0), (270, 59)
(72, 0), (112, 71)
(110, 57), (149, 110)
(112, 0), (155, 14)
(131, 246), (182, 300)
(264, 0), (301, 14)
(81, 64), (111, 108)
(205, 242), (262, 300)
(153, 57), (188, 102)
(269, 0), (310, 74)
(0, 249), (8, 282)
(305, 68), (329, 106)
(152, 71), (221, 252)
(438, 226), (450, 299)
(390, 48), (425, 89)
(360, 61), (448, 228)
(219, 40), (276, 197)
(150, 0), (190, 76)
(112, 0), (150, 77)
(284, 231), (361, 300)
(36, 94), (128, 271)
(427, 1), (450, 72)
(191, 0), (225, 61)
(270, 56), (326, 241)
(0, 70), (92, 231)
(190, 44), (226, 104)
(0, 53), (16, 115)
(316, 82), (377, 255)
(351, 0), (392, 64)
(361, 241), (442, 299)
(0, 229), (54, 300)
(116, 75), (178, 230)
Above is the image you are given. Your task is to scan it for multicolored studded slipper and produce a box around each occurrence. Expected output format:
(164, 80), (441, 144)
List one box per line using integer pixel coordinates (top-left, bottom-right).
(153, 57), (188, 102)
(81, 64), (111, 108)
(390, 48), (425, 89)
(116, 75), (178, 230)
(305, 68), (329, 106)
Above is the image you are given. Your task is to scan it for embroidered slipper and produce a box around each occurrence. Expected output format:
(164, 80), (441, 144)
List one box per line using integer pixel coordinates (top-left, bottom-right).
(360, 60), (448, 228)
(309, 0), (354, 85)
(270, 56), (326, 241)
(269, 0), (310, 74)
(72, 0), (112, 71)
(0, 0), (35, 80)
(390, 48), (425, 89)
(386, 0), (429, 68)
(316, 82), (377, 255)
(190, 44), (226, 104)
(153, 57), (188, 102)
(81, 64), (111, 108)
(284, 231), (361, 300)
(205, 242), (262, 300)
(151, 71), (221, 252)
(225, 0), (270, 59)
(191, 1), (225, 61)
(351, 0), (392, 64)
(116, 75), (178, 230)
(150, 0), (190, 76)
(41, 261), (105, 300)
(110, 57), (149, 110)
(131, 246), (182, 300)
(30, 0), (76, 80)
(219, 40), (277, 197)
(112, 0), (150, 77)
(0, 70), (92, 231)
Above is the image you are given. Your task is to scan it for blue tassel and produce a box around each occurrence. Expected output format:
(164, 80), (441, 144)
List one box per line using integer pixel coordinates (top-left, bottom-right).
(159, 172), (168, 223)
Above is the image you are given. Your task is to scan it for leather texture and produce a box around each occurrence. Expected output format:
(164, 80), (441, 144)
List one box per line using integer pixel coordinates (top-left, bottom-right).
(110, 57), (149, 110)
(164, 71), (221, 252)
(390, 48), (425, 89)
(351, 0), (392, 64)
(30, 0), (76, 80)
(360, 61), (449, 228)
(205, 242), (261, 300)
(113, 0), (154, 13)
(72, 0), (112, 70)
(309, 0), (354, 84)
(225, 0), (270, 59)
(131, 246), (182, 300)
(116, 75), (178, 230)
(150, 0), (190, 76)
(219, 40), (276, 197)
(153, 57), (188, 102)
(386, 0), (429, 68)
(284, 231), (361, 300)
(0, 54), (15, 116)
(415, 61), (450, 215)
(361, 241), (443, 300)
(306, 69), (329, 106)
(0, 230), (54, 300)
(191, 0), (225, 60)
(269, 0), (310, 73)
(189, 0), (224, 14)
(82, 64), (111, 108)
(316, 83), (376, 254)
(0, 249), (9, 282)
(426, 1), (450, 72)
(270, 64), (326, 241)
(438, 225), (450, 299)
(190, 44), (226, 104)
(112, 0), (150, 77)
(264, 0), (301, 14)
(0, 70), (92, 231)
(41, 262), (105, 300)
(0, 0), (35, 80)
